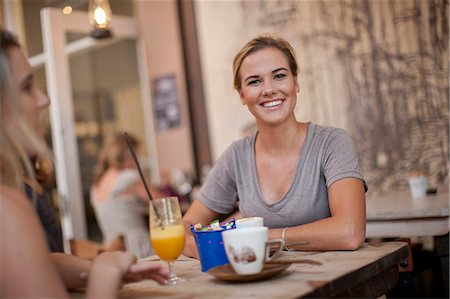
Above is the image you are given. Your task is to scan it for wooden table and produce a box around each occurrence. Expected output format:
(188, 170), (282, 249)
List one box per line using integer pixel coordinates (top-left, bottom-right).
(71, 242), (407, 299)
(366, 187), (449, 238)
(365, 187), (449, 295)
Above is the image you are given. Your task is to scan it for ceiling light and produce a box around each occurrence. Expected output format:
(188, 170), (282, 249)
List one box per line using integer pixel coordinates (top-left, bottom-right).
(88, 0), (112, 39)
(62, 5), (73, 14)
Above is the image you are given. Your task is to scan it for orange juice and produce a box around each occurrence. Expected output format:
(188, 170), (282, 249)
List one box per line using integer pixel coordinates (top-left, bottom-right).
(151, 225), (185, 261)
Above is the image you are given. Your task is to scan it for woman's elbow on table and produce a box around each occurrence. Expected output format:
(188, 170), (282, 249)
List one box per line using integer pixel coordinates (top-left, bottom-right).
(341, 223), (366, 250)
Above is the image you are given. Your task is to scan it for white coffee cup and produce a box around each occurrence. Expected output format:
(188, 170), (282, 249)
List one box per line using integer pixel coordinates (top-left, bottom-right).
(221, 226), (283, 275)
(408, 176), (428, 199)
(235, 217), (264, 229)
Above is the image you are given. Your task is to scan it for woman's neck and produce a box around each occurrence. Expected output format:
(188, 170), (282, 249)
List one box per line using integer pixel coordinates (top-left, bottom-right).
(256, 121), (307, 156)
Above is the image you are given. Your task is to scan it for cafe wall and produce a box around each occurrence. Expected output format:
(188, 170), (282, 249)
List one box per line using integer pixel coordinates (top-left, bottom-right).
(135, 0), (196, 182)
(195, 0), (449, 193)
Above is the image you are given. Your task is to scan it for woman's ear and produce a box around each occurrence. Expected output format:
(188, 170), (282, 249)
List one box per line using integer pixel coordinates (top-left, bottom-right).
(295, 77), (300, 93)
(239, 90), (247, 106)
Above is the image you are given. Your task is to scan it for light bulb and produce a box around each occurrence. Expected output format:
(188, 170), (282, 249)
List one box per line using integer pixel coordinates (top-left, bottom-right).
(93, 7), (107, 27)
(62, 6), (72, 15)
(88, 0), (113, 39)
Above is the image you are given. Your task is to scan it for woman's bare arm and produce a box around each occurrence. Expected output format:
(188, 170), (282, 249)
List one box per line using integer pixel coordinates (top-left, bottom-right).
(268, 178), (366, 250)
(50, 253), (91, 290)
(1, 185), (169, 299)
(1, 185), (69, 298)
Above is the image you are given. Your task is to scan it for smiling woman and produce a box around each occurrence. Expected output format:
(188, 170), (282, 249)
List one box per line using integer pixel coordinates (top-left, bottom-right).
(237, 47), (299, 128)
(182, 34), (367, 258)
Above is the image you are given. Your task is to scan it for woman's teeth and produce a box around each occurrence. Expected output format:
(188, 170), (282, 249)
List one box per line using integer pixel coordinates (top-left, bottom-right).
(262, 100), (283, 108)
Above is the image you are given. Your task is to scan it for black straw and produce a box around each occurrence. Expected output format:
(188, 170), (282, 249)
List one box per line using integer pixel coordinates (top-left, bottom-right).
(124, 132), (154, 201)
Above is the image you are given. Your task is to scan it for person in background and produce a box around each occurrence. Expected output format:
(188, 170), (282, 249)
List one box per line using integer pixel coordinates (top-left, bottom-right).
(183, 34), (367, 258)
(0, 29), (64, 253)
(0, 28), (169, 298)
(91, 132), (164, 258)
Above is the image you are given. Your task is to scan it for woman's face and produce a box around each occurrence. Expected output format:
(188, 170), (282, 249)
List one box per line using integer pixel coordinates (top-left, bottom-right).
(6, 47), (50, 142)
(238, 47), (299, 127)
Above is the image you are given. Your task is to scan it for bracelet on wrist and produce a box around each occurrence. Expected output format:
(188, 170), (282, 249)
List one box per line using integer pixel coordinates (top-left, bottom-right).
(281, 227), (295, 252)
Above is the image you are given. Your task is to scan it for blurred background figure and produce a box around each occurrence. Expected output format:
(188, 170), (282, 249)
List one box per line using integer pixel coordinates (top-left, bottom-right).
(91, 132), (163, 258)
(167, 168), (193, 213)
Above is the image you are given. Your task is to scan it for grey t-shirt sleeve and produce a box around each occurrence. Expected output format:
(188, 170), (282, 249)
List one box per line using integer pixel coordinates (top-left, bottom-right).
(322, 128), (368, 191)
(198, 145), (239, 214)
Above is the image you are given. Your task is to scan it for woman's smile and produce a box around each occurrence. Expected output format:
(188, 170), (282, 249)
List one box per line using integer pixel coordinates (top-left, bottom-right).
(260, 99), (284, 109)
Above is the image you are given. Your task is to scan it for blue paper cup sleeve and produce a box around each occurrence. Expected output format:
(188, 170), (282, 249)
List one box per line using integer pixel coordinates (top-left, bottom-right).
(190, 220), (235, 272)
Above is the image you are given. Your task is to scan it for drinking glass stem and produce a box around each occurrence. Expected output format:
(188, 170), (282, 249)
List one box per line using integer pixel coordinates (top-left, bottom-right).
(166, 261), (186, 285)
(168, 261), (175, 278)
(164, 260), (185, 285)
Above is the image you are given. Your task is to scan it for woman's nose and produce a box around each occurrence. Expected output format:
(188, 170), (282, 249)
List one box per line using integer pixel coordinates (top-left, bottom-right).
(37, 88), (50, 109)
(262, 88), (276, 96)
(262, 80), (277, 96)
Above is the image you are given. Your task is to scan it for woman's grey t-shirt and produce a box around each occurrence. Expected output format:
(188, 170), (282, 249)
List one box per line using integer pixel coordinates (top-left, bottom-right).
(199, 123), (367, 228)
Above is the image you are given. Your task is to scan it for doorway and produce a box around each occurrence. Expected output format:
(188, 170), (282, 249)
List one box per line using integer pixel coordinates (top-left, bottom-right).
(30, 7), (159, 250)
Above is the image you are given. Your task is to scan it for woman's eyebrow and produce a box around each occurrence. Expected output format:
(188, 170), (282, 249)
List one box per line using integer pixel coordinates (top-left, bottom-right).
(272, 67), (288, 73)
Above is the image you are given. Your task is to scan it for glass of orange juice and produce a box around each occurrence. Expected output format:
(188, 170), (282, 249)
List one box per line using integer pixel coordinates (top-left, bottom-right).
(150, 196), (186, 285)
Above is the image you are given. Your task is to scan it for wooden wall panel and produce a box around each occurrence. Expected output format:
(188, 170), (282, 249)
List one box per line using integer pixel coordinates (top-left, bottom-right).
(196, 0), (448, 193)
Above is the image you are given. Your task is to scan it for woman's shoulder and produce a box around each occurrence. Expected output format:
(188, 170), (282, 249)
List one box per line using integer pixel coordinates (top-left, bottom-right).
(0, 184), (45, 239)
(311, 123), (351, 140)
(310, 124), (358, 156)
(227, 134), (254, 155)
(0, 186), (67, 298)
(209, 135), (254, 172)
(0, 184), (34, 212)
(313, 123), (347, 134)
(110, 169), (140, 193)
(96, 168), (139, 188)
(117, 168), (139, 180)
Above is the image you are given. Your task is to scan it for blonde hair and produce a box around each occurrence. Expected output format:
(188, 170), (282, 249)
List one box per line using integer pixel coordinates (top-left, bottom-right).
(0, 28), (50, 188)
(233, 34), (298, 92)
(93, 132), (139, 184)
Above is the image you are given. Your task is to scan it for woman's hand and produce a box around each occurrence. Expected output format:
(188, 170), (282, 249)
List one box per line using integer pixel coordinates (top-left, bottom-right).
(85, 251), (169, 299)
(122, 260), (170, 285)
(83, 251), (169, 284)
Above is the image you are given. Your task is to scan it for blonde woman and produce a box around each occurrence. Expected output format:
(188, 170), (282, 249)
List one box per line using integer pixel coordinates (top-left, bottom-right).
(183, 34), (367, 258)
(0, 28), (168, 298)
(91, 133), (163, 258)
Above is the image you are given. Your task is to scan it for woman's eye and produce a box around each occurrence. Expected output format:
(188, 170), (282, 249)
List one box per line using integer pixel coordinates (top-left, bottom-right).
(247, 79), (260, 86)
(23, 83), (33, 93)
(274, 73), (286, 79)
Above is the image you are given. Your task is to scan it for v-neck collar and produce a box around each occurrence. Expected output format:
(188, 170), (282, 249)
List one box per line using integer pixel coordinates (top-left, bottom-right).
(250, 122), (315, 211)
